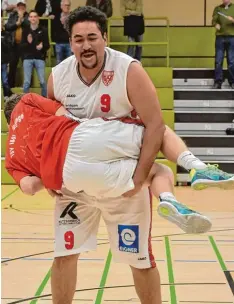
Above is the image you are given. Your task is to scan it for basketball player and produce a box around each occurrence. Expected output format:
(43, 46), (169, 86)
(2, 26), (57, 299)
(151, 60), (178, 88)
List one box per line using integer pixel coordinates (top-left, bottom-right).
(5, 92), (211, 233)
(5, 92), (214, 304)
(46, 7), (234, 304)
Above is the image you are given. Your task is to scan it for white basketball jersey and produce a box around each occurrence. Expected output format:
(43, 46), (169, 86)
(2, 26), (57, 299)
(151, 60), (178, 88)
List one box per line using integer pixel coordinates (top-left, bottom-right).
(52, 47), (137, 119)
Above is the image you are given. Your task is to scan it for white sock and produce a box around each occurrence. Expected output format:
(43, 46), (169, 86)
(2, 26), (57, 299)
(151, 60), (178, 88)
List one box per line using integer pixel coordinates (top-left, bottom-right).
(159, 192), (176, 202)
(177, 151), (207, 171)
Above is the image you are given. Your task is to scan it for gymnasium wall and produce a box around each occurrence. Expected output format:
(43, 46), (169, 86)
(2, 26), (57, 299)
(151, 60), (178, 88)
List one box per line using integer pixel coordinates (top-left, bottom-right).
(25, 0), (221, 25)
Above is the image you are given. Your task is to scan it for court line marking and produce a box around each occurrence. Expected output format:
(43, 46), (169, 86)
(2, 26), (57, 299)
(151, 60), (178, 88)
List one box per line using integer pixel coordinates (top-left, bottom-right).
(1, 187), (19, 201)
(165, 236), (177, 304)
(95, 249), (112, 304)
(30, 268), (51, 304)
(1, 257), (105, 261)
(224, 271), (234, 295)
(3, 256), (234, 263)
(209, 236), (234, 295)
(209, 236), (227, 271)
(7, 283), (227, 303)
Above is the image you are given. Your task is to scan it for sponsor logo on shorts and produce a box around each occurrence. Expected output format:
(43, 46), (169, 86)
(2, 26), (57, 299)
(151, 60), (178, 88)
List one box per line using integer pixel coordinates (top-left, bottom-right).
(138, 257), (146, 261)
(66, 94), (76, 97)
(59, 202), (80, 226)
(118, 224), (139, 253)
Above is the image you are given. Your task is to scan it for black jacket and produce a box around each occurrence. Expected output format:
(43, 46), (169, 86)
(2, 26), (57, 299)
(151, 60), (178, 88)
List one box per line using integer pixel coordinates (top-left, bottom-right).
(124, 14), (145, 37)
(20, 25), (50, 60)
(1, 30), (13, 63)
(35, 0), (61, 16)
(86, 0), (113, 18)
(5, 11), (29, 44)
(53, 14), (69, 43)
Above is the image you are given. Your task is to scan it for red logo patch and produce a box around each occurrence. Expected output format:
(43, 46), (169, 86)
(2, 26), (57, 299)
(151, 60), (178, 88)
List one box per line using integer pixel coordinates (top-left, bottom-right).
(102, 70), (114, 86)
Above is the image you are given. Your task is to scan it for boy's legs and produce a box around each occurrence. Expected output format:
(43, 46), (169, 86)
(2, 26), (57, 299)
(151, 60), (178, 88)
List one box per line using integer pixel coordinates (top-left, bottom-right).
(145, 163), (212, 234)
(160, 126), (234, 190)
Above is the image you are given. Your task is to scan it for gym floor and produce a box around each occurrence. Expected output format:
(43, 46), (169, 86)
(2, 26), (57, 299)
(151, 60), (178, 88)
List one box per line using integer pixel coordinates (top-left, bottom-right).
(1, 185), (234, 304)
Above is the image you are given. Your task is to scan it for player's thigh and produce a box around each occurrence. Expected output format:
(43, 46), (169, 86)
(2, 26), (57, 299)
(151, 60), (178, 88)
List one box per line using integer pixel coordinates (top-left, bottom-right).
(100, 187), (155, 269)
(54, 189), (101, 257)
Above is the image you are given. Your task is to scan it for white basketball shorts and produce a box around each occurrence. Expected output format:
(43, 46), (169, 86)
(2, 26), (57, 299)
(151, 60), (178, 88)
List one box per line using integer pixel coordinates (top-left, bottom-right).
(62, 117), (143, 198)
(54, 187), (156, 269)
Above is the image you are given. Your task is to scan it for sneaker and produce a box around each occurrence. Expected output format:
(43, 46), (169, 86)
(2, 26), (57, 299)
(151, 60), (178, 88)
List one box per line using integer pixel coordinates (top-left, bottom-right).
(157, 199), (212, 234)
(190, 164), (234, 190)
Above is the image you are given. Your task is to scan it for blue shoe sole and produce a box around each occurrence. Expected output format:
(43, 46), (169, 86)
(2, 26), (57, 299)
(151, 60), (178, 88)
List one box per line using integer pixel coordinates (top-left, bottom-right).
(157, 202), (212, 234)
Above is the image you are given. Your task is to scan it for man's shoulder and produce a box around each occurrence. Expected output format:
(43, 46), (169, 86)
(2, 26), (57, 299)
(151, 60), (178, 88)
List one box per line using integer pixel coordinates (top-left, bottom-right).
(105, 47), (135, 62)
(52, 55), (76, 73)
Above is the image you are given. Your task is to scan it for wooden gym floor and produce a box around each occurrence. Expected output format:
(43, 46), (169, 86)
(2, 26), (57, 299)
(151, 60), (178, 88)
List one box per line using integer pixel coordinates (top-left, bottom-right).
(1, 185), (234, 304)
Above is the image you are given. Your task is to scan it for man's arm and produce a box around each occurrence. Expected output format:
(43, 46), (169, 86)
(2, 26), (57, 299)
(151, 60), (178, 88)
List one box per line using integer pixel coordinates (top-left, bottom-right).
(20, 175), (44, 195)
(21, 93), (62, 115)
(6, 168), (44, 195)
(212, 6), (220, 27)
(124, 62), (165, 196)
(5, 13), (18, 31)
(47, 73), (56, 99)
(105, 0), (113, 18)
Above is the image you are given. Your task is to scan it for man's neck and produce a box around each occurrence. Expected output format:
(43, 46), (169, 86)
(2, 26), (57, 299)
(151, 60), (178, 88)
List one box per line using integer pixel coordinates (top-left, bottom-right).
(223, 1), (231, 7)
(31, 24), (39, 30)
(79, 64), (103, 84)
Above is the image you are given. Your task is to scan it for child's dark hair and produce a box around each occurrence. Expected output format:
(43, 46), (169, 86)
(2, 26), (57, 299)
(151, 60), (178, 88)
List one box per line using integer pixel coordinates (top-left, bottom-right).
(65, 6), (107, 37)
(4, 94), (25, 124)
(29, 9), (39, 16)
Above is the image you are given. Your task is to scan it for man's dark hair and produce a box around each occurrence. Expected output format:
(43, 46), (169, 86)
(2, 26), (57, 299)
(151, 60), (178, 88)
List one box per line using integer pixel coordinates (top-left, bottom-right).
(65, 6), (107, 37)
(4, 94), (25, 124)
(29, 9), (39, 16)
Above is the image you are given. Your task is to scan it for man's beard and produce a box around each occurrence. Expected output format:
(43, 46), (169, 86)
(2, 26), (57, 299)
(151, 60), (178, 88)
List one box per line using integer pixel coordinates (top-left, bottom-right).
(80, 54), (98, 69)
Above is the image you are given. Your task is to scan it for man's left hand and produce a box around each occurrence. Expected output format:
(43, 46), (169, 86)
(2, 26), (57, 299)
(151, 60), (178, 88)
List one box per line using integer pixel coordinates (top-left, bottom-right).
(227, 16), (234, 22)
(36, 42), (43, 50)
(122, 175), (145, 198)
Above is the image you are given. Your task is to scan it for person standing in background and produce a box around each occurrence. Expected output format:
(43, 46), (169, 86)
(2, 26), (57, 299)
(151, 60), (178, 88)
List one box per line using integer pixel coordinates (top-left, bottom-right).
(121, 0), (144, 62)
(212, 0), (234, 89)
(53, 0), (72, 64)
(21, 10), (50, 96)
(86, 0), (113, 18)
(1, 18), (13, 99)
(5, 0), (29, 88)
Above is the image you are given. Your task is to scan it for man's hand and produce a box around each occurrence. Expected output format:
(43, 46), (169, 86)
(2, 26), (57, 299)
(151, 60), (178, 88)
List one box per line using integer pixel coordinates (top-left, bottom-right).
(122, 178), (143, 198)
(47, 189), (62, 198)
(49, 14), (55, 20)
(36, 42), (43, 50)
(20, 176), (44, 195)
(227, 16), (234, 22)
(27, 34), (33, 43)
(215, 24), (221, 30)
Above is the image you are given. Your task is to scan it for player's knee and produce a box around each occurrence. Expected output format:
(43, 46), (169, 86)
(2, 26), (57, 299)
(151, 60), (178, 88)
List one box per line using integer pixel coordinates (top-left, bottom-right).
(157, 163), (174, 183)
(52, 254), (79, 270)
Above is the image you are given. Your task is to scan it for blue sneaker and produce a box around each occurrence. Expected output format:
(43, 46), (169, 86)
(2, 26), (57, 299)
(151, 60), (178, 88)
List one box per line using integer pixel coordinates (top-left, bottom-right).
(157, 199), (212, 234)
(190, 164), (234, 190)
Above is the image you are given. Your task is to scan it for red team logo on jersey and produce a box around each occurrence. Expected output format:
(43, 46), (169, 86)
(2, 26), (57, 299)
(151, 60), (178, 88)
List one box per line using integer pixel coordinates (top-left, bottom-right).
(102, 70), (114, 86)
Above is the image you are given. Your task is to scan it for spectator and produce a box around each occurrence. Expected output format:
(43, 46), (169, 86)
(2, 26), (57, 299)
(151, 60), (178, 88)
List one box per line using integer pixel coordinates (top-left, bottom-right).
(20, 10), (50, 97)
(2, 0), (18, 16)
(5, 0), (29, 88)
(86, 0), (113, 18)
(121, 0), (144, 62)
(1, 18), (13, 98)
(212, 0), (234, 89)
(35, 0), (62, 41)
(53, 0), (72, 64)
